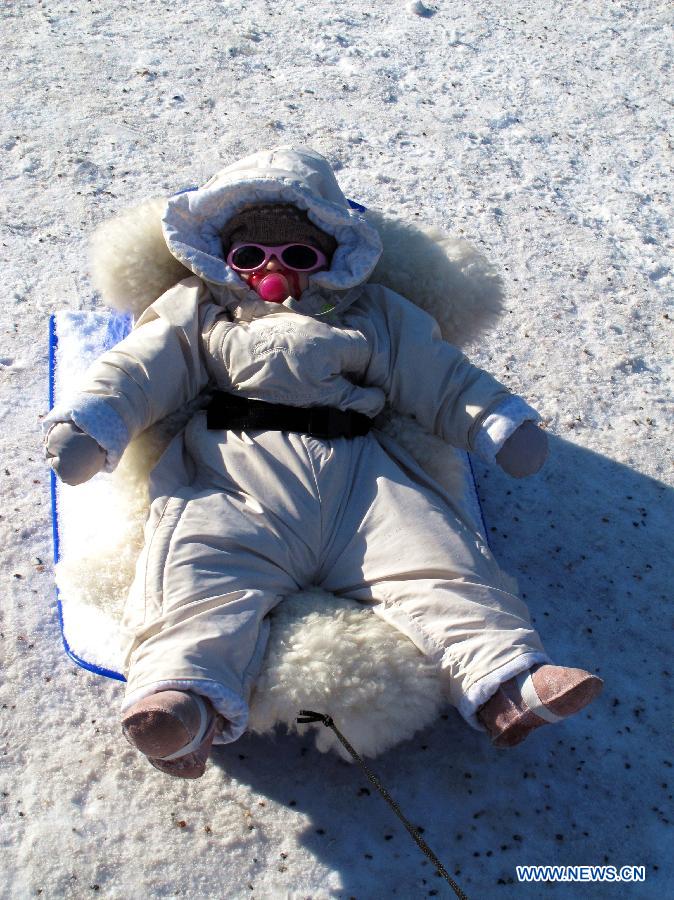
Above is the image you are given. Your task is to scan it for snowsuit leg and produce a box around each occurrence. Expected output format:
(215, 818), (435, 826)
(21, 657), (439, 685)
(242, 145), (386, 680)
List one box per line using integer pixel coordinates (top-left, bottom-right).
(315, 432), (550, 728)
(121, 421), (548, 741)
(120, 426), (315, 742)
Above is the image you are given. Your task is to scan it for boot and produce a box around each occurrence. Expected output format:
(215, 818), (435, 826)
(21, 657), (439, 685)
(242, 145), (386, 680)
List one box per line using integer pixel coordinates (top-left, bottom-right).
(122, 690), (219, 779)
(477, 664), (603, 748)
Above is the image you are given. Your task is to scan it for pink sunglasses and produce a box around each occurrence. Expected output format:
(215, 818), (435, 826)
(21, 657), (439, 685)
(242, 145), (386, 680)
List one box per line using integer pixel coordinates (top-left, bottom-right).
(226, 242), (328, 273)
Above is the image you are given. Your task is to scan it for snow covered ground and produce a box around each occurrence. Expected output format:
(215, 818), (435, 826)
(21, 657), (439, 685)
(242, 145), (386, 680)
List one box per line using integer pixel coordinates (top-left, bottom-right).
(1, 0), (672, 897)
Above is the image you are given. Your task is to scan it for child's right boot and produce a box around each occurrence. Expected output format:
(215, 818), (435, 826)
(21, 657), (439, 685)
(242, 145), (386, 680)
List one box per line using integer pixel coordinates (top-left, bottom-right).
(122, 690), (219, 779)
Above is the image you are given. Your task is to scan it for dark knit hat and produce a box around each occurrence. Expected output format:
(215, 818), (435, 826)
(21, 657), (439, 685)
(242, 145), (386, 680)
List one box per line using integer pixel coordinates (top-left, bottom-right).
(220, 203), (338, 259)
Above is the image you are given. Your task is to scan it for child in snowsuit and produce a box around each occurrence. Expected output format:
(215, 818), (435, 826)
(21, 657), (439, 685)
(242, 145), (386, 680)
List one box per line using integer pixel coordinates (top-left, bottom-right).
(45, 146), (602, 778)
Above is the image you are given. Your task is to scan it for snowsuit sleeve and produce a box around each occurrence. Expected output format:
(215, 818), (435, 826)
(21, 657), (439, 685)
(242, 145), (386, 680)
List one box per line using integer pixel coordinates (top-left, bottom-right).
(45, 278), (212, 470)
(358, 286), (539, 459)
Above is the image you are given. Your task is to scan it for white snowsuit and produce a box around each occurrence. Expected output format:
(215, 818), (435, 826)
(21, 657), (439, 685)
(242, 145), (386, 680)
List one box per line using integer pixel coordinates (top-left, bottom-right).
(48, 147), (550, 742)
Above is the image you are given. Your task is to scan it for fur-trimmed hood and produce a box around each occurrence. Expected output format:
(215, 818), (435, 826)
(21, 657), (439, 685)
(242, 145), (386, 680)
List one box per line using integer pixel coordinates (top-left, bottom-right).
(89, 149), (504, 346)
(161, 146), (383, 317)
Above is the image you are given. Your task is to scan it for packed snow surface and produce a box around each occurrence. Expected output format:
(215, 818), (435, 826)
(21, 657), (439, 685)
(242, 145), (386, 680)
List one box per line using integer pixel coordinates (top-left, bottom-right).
(1, 1), (671, 897)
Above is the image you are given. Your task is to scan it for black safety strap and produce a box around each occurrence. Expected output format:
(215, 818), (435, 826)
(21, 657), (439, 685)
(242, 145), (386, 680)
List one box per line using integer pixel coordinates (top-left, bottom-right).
(207, 392), (372, 440)
(297, 711), (468, 899)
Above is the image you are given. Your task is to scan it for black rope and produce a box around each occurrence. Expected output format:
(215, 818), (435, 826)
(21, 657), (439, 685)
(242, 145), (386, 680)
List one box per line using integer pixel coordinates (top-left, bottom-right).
(297, 710), (469, 900)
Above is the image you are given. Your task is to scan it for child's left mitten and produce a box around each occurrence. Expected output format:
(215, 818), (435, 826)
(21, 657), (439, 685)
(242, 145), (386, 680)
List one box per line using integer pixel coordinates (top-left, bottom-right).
(45, 422), (107, 485)
(495, 420), (548, 478)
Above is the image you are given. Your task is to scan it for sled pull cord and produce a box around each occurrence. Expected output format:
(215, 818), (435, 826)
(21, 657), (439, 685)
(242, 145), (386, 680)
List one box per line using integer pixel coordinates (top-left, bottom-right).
(297, 710), (468, 900)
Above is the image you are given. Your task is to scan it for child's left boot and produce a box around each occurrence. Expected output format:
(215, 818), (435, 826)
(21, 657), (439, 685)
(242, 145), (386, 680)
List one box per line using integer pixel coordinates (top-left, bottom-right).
(477, 664), (603, 748)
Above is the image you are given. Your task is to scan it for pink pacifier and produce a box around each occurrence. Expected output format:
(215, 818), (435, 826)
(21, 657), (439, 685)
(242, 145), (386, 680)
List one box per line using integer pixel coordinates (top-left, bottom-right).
(256, 272), (290, 302)
(247, 268), (301, 303)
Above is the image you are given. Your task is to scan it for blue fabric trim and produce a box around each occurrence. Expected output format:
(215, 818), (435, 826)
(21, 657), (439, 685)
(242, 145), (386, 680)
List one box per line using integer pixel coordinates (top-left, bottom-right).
(48, 314), (126, 683)
(170, 185), (199, 197)
(348, 198), (367, 212)
(467, 452), (492, 551)
(56, 586), (126, 682)
(48, 314), (57, 412)
(48, 316), (60, 565)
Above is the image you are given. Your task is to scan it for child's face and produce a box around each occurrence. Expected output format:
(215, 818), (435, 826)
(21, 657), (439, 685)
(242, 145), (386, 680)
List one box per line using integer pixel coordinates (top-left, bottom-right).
(227, 241), (329, 303)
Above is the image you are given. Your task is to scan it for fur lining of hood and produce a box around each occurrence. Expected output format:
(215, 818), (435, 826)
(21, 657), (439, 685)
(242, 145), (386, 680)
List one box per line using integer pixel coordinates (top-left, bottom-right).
(91, 202), (504, 347)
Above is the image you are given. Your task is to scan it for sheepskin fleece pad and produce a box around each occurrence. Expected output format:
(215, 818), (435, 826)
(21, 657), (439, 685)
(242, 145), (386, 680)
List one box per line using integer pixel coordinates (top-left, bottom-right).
(52, 205), (505, 759)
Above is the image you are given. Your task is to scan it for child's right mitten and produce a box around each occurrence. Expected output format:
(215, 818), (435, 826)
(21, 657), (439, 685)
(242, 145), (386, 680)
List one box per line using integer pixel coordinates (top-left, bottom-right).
(45, 422), (107, 485)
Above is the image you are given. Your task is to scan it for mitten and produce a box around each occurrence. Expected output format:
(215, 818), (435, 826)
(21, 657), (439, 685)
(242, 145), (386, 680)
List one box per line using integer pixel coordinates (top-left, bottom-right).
(45, 422), (107, 485)
(495, 420), (548, 478)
